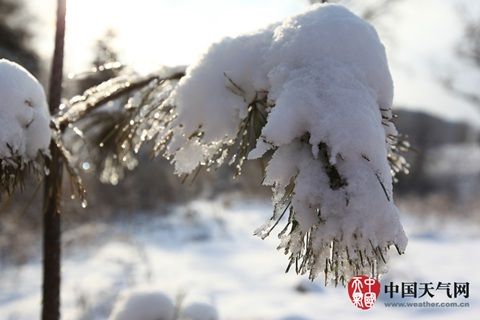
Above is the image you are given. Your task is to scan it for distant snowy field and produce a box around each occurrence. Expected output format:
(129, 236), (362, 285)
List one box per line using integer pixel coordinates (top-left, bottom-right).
(1, 198), (479, 320)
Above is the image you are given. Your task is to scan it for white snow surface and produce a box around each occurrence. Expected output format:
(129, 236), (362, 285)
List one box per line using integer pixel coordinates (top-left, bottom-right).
(161, 4), (406, 280)
(0, 198), (478, 320)
(0, 59), (51, 160)
(107, 288), (218, 320)
(181, 302), (219, 320)
(108, 289), (174, 320)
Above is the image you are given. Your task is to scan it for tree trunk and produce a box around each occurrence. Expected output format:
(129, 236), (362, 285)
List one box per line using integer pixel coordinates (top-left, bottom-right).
(42, 0), (66, 319)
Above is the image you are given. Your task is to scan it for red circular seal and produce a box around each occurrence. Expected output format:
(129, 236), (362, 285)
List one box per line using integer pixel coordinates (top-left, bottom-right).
(347, 275), (381, 310)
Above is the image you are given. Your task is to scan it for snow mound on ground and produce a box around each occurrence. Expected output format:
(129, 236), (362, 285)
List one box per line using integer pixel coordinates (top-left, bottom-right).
(108, 289), (175, 320)
(160, 4), (407, 282)
(0, 59), (51, 160)
(181, 302), (219, 320)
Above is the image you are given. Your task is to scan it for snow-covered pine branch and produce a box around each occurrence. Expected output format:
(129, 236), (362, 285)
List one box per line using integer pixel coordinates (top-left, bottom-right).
(160, 4), (409, 283)
(0, 59), (51, 194)
(63, 4), (409, 283)
(60, 66), (185, 185)
(0, 59), (86, 202)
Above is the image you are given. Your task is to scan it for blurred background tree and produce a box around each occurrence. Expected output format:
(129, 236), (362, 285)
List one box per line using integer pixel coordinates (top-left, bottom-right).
(0, 0), (39, 75)
(444, 11), (480, 110)
(72, 30), (121, 94)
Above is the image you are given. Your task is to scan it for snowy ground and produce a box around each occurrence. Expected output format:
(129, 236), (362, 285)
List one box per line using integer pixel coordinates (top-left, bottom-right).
(0, 197), (479, 320)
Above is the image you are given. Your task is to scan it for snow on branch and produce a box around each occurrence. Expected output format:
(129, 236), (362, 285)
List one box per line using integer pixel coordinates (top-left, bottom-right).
(158, 4), (409, 283)
(0, 59), (51, 194)
(63, 4), (410, 283)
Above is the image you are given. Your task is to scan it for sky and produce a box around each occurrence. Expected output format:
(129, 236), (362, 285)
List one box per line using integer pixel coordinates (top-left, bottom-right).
(29, 0), (480, 125)
(32, 0), (307, 72)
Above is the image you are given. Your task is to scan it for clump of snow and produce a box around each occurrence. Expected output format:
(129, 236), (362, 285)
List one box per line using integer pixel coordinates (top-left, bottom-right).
(108, 289), (175, 320)
(157, 4), (407, 282)
(0, 59), (51, 160)
(180, 302), (219, 320)
(108, 288), (218, 320)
